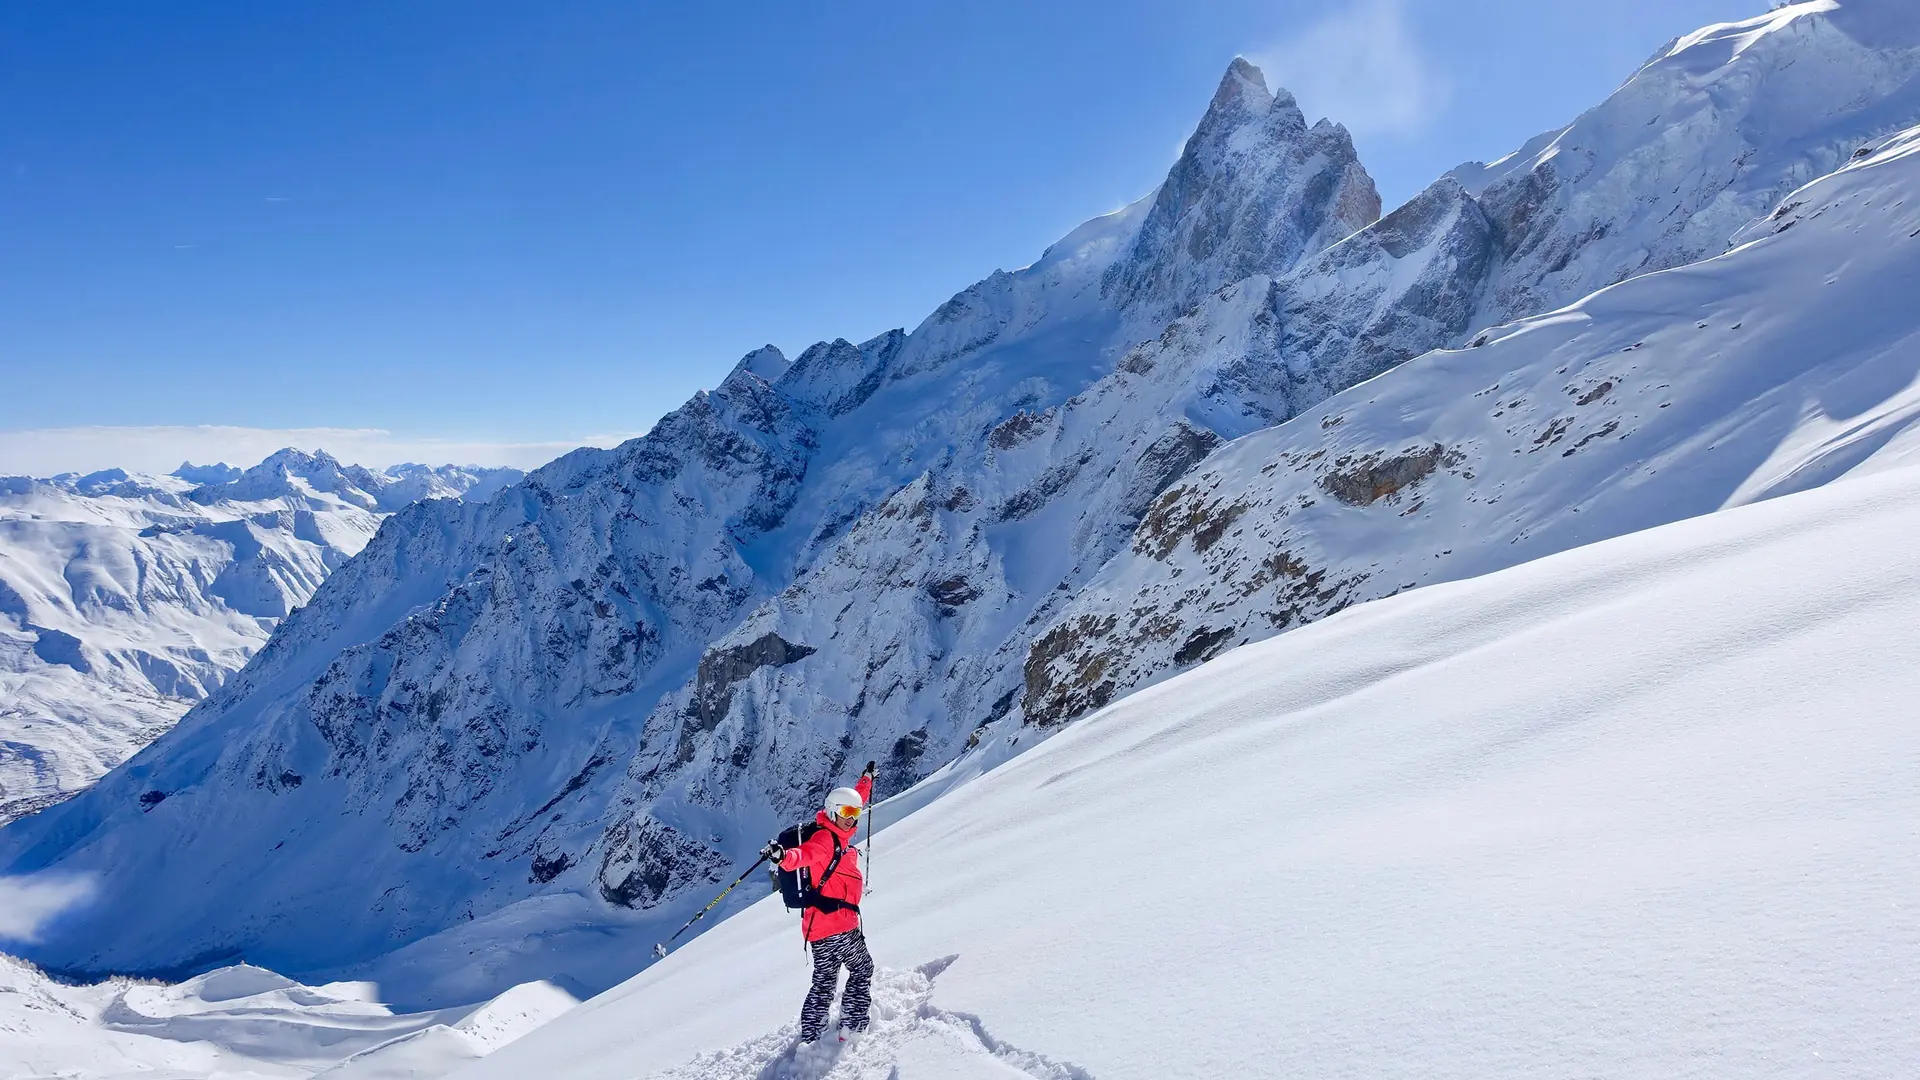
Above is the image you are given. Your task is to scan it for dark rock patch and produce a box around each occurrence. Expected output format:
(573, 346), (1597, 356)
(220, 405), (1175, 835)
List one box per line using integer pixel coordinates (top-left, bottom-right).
(1319, 445), (1448, 507)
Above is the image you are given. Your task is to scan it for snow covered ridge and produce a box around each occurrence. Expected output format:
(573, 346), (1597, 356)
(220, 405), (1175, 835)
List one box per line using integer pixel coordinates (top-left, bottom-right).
(4, 0), (1920, 1006)
(457, 461), (1920, 1080)
(0, 450), (520, 823)
(1025, 106), (1920, 726)
(0, 954), (576, 1078)
(1449, 0), (1920, 325)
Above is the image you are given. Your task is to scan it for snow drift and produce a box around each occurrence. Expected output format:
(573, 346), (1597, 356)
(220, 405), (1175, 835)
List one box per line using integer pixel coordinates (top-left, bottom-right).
(0, 954), (575, 1079)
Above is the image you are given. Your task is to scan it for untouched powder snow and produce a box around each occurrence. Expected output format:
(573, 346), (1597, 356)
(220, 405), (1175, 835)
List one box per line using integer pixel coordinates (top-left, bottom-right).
(457, 463), (1920, 1080)
(0, 956), (576, 1079)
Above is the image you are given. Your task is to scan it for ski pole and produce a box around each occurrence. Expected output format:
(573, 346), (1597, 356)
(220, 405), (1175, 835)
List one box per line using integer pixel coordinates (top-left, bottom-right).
(652, 852), (770, 959)
(863, 761), (876, 892)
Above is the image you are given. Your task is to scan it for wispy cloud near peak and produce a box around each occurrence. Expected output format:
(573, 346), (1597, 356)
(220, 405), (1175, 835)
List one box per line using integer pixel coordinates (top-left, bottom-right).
(1253, 0), (1452, 140)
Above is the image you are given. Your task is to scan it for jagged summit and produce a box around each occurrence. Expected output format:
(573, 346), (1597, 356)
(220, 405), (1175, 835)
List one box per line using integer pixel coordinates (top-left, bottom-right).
(726, 344), (790, 385)
(0, 45), (1411, 992)
(190, 447), (379, 509)
(1103, 58), (1381, 323)
(1202, 57), (1275, 128)
(171, 460), (242, 486)
(179, 447), (524, 513)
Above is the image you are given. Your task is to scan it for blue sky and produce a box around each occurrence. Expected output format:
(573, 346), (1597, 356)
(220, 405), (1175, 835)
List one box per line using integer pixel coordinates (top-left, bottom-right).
(1, 0), (1765, 472)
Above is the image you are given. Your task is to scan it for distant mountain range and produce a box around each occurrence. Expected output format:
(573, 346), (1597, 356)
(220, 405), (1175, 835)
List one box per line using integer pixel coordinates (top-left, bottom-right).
(0, 450), (521, 822)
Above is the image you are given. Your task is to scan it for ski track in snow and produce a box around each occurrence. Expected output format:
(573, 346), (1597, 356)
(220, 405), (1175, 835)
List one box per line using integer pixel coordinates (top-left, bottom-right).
(658, 957), (1092, 1080)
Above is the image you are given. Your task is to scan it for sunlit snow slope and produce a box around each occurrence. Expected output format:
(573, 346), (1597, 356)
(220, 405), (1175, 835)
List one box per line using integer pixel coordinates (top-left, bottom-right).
(459, 461), (1920, 1080)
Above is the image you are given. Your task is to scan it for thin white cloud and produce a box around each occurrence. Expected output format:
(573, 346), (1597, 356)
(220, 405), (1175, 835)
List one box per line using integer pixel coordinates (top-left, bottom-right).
(0, 425), (644, 477)
(1253, 0), (1451, 139)
(0, 874), (94, 944)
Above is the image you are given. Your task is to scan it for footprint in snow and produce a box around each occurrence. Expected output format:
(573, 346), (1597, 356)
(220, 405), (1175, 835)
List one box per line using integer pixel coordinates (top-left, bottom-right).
(655, 956), (1094, 1080)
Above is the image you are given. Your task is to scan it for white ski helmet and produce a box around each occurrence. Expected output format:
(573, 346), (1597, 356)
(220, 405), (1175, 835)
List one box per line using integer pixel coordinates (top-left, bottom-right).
(824, 786), (864, 826)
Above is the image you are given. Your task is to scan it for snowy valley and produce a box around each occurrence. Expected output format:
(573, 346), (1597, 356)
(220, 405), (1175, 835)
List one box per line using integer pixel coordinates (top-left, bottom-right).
(2, 1), (1919, 1077)
(0, 451), (519, 823)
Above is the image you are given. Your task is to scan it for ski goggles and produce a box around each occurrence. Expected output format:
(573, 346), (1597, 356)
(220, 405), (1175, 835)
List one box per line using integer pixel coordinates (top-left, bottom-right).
(830, 805), (864, 821)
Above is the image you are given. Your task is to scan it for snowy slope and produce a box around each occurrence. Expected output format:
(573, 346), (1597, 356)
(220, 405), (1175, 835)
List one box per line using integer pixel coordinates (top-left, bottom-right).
(0, 955), (574, 1079)
(0, 452), (519, 823)
(1024, 115), (1920, 725)
(7, 0), (1920, 1009)
(457, 461), (1920, 1080)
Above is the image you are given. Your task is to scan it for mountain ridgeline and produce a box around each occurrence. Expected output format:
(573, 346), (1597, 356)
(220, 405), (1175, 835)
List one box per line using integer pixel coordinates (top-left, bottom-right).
(5, 0), (1919, 997)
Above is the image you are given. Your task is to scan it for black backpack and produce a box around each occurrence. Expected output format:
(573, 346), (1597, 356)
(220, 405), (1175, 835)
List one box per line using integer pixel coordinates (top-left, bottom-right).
(770, 823), (859, 915)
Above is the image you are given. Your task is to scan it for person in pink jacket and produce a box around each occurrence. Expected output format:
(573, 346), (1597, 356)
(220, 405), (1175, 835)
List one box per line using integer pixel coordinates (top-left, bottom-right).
(763, 762), (875, 1044)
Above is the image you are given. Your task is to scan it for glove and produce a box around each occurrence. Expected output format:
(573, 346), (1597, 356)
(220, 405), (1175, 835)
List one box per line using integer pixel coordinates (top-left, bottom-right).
(760, 841), (785, 864)
(862, 760), (877, 778)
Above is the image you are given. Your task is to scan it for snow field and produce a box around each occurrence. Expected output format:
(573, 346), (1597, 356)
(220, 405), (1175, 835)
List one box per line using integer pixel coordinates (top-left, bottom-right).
(458, 462), (1920, 1080)
(0, 957), (576, 1080)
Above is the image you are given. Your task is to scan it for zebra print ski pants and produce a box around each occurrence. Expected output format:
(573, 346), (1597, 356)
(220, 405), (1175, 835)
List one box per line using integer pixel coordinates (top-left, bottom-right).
(800, 928), (873, 1042)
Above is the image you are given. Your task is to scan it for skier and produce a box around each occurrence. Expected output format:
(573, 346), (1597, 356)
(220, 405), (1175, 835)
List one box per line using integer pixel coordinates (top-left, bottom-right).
(762, 761), (875, 1045)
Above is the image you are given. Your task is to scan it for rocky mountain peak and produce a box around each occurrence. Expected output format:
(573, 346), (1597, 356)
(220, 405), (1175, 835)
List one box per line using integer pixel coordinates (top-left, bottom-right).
(171, 461), (242, 486)
(773, 331), (907, 416)
(1454, 0), (1920, 329)
(1200, 57), (1276, 132)
(1103, 59), (1381, 324)
(191, 447), (379, 508)
(728, 345), (790, 385)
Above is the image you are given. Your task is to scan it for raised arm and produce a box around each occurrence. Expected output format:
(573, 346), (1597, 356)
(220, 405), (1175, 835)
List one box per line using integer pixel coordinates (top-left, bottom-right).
(778, 826), (839, 873)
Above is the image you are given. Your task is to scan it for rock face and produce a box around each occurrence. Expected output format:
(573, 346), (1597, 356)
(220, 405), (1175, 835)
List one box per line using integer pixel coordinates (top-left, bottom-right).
(1103, 59), (1382, 324)
(7, 2), (1920, 999)
(0, 454), (519, 823)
